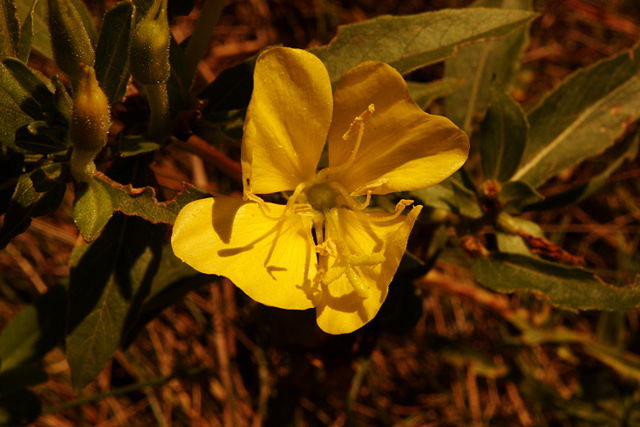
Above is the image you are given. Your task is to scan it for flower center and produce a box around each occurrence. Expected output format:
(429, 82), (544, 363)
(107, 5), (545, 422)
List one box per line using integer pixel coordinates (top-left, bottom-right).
(305, 182), (338, 211)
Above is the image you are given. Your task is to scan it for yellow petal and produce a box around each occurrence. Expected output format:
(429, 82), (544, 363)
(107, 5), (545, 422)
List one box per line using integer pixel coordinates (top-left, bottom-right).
(315, 205), (422, 334)
(327, 62), (469, 196)
(171, 196), (317, 310)
(242, 47), (333, 195)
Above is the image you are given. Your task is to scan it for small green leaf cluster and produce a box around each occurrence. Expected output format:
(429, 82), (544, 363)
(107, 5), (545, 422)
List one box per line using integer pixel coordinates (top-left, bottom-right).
(0, 0), (638, 423)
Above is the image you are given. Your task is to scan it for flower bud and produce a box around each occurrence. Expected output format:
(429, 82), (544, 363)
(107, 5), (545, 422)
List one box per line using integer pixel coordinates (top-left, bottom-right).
(70, 64), (111, 181)
(48, 0), (95, 86)
(130, 0), (170, 85)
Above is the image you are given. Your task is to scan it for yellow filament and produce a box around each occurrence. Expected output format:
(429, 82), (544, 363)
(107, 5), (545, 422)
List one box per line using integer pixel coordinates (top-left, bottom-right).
(317, 104), (374, 180)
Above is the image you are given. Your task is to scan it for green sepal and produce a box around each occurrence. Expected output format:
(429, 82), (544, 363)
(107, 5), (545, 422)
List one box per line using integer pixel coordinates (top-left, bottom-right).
(95, 1), (135, 104)
(130, 0), (170, 85)
(0, 0), (20, 57)
(47, 0), (95, 85)
(0, 162), (66, 249)
(480, 82), (528, 182)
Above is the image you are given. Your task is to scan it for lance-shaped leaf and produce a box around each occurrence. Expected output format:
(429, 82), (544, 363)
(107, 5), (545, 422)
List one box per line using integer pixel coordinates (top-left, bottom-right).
(407, 78), (465, 110)
(310, 7), (537, 82)
(480, 82), (528, 182)
(0, 57), (55, 119)
(66, 214), (164, 389)
(73, 177), (114, 242)
(526, 132), (639, 211)
(499, 180), (542, 213)
(47, 0), (95, 85)
(0, 58), (69, 152)
(15, 0), (51, 57)
(0, 0), (20, 57)
(0, 389), (41, 425)
(0, 162), (66, 249)
(16, 0), (37, 62)
(512, 44), (640, 187)
(72, 172), (207, 242)
(412, 172), (483, 219)
(182, 0), (224, 88)
(95, 1), (134, 104)
(0, 147), (23, 214)
(0, 90), (30, 149)
(0, 286), (66, 373)
(472, 253), (640, 310)
(444, 0), (532, 131)
(121, 244), (208, 347)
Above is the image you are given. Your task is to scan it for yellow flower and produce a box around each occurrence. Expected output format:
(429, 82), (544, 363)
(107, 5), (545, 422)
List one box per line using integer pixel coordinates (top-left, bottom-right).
(171, 47), (469, 334)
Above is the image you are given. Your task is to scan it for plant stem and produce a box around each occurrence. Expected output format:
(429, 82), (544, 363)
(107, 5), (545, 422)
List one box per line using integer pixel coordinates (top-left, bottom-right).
(145, 81), (170, 141)
(183, 0), (225, 89)
(42, 367), (205, 414)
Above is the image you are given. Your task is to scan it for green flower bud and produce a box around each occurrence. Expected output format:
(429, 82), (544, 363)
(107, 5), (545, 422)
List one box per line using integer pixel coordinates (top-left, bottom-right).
(70, 64), (111, 181)
(130, 0), (170, 84)
(48, 0), (95, 86)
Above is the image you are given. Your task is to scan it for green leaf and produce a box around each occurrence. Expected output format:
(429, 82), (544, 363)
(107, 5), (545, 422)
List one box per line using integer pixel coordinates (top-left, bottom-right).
(182, 0), (224, 89)
(91, 172), (208, 225)
(118, 134), (161, 157)
(15, 0), (50, 57)
(122, 244), (207, 347)
(0, 0), (20, 57)
(495, 215), (543, 254)
(0, 58), (69, 152)
(0, 389), (41, 425)
(581, 341), (640, 383)
(512, 44), (640, 187)
(444, 0), (532, 132)
(72, 171), (208, 241)
(0, 147), (23, 214)
(526, 132), (640, 211)
(310, 7), (537, 82)
(69, 0), (96, 45)
(0, 91), (30, 149)
(95, 1), (134, 104)
(480, 83), (528, 182)
(0, 162), (66, 249)
(406, 78), (464, 110)
(73, 177), (114, 242)
(0, 285), (66, 373)
(472, 253), (640, 310)
(16, 0), (37, 61)
(0, 364), (47, 395)
(0, 57), (54, 118)
(66, 215), (163, 389)
(499, 180), (542, 214)
(412, 172), (482, 219)
(167, 35), (193, 113)
(198, 54), (255, 113)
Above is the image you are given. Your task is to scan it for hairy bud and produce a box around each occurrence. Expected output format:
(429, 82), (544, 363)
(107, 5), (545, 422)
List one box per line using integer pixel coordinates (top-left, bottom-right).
(70, 64), (111, 181)
(48, 0), (94, 86)
(130, 0), (170, 84)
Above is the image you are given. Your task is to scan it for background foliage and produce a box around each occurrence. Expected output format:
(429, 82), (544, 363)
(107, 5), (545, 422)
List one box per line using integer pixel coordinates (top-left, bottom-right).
(0, 0), (639, 425)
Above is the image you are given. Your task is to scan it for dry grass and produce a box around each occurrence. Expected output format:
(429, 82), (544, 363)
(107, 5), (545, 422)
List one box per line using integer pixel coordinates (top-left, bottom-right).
(1, 0), (639, 425)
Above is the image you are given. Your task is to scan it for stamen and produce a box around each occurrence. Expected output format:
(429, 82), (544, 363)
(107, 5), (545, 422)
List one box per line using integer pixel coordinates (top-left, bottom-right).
(317, 104), (374, 180)
(326, 181), (372, 211)
(286, 182), (307, 210)
(346, 267), (368, 297)
(244, 192), (282, 220)
(321, 265), (345, 285)
(342, 104), (375, 140)
(348, 253), (385, 266)
(377, 199), (414, 221)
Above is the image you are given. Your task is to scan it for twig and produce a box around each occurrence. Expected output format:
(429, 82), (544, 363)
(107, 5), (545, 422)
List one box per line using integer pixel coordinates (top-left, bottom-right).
(182, 135), (243, 182)
(5, 242), (48, 294)
(211, 281), (239, 427)
(42, 367), (205, 414)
